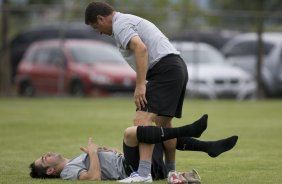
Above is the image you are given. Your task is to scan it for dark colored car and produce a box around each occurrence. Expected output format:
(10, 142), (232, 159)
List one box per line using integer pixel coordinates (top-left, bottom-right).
(15, 39), (136, 96)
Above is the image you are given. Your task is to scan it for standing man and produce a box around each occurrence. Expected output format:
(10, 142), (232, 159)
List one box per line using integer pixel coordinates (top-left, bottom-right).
(85, 1), (188, 182)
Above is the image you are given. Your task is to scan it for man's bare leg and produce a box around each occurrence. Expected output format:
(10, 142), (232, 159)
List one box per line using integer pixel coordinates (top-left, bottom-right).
(155, 116), (176, 172)
(133, 111), (157, 177)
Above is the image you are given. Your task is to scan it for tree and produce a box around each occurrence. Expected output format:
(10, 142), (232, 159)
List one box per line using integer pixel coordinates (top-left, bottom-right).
(210, 0), (282, 30)
(113, 0), (172, 28)
(0, 0), (11, 95)
(110, 0), (197, 36)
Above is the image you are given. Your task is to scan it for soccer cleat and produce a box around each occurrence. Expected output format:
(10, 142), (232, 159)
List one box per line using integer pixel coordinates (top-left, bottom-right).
(167, 171), (187, 184)
(167, 169), (201, 184)
(117, 172), (153, 183)
(182, 169), (201, 184)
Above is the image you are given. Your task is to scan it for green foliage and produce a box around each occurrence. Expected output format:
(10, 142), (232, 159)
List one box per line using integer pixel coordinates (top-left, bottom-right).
(112, 0), (173, 28)
(211, 0), (282, 11)
(0, 97), (282, 183)
(28, 0), (61, 4)
(204, 0), (282, 31)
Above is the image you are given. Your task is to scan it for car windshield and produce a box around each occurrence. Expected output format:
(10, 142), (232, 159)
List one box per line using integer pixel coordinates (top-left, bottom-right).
(224, 40), (274, 57)
(70, 44), (126, 64)
(180, 47), (225, 65)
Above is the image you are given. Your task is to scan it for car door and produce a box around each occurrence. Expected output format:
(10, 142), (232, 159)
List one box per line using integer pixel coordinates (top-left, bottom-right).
(224, 41), (257, 75)
(30, 47), (67, 94)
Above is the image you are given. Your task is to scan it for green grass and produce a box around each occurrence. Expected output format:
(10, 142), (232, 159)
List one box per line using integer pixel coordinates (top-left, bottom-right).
(0, 97), (282, 184)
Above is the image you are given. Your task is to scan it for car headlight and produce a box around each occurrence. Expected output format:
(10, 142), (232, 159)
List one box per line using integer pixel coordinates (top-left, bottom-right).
(244, 76), (255, 84)
(244, 79), (251, 84)
(90, 73), (112, 84)
(191, 79), (207, 84)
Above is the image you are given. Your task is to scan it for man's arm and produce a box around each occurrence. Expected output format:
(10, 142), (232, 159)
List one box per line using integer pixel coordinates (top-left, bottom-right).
(79, 138), (101, 181)
(99, 147), (123, 155)
(129, 36), (148, 110)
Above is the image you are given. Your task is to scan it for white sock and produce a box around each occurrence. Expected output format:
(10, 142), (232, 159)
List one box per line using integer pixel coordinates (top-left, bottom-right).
(137, 160), (151, 177)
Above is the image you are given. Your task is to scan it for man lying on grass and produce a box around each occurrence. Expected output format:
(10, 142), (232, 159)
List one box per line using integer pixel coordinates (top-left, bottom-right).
(29, 114), (238, 183)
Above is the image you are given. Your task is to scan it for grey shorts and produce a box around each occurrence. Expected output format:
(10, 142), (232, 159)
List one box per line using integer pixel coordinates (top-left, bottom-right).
(140, 54), (188, 118)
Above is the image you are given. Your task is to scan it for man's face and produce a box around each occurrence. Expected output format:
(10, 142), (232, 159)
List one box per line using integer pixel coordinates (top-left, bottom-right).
(89, 15), (112, 35)
(34, 152), (63, 169)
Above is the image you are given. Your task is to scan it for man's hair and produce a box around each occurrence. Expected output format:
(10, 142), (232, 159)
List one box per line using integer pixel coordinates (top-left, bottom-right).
(85, 1), (115, 25)
(29, 162), (59, 179)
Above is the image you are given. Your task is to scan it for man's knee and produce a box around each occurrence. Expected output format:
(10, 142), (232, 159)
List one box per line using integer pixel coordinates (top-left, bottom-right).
(123, 126), (138, 147)
(155, 116), (173, 127)
(133, 111), (156, 126)
(163, 139), (177, 149)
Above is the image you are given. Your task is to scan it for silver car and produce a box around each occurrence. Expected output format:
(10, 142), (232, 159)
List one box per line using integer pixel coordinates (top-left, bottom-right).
(172, 41), (256, 100)
(222, 32), (282, 97)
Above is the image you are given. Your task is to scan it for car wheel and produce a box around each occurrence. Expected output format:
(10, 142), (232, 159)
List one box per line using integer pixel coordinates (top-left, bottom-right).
(19, 81), (35, 97)
(70, 81), (84, 97)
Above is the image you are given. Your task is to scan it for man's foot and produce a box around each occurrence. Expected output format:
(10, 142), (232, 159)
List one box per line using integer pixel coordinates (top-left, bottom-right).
(190, 114), (208, 138)
(117, 172), (152, 183)
(207, 135), (238, 157)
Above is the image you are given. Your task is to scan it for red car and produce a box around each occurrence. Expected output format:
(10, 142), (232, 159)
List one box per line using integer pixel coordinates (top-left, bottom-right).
(15, 39), (136, 96)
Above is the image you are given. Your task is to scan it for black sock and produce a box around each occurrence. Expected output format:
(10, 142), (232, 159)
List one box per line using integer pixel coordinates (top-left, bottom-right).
(206, 136), (238, 157)
(136, 114), (208, 144)
(176, 137), (208, 152)
(176, 136), (238, 157)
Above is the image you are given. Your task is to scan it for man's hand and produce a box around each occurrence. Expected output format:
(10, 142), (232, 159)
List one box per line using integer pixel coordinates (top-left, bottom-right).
(80, 137), (99, 154)
(99, 147), (122, 155)
(79, 138), (101, 181)
(134, 84), (147, 110)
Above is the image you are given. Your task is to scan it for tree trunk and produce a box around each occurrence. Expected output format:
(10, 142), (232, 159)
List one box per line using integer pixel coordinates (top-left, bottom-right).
(256, 0), (265, 99)
(0, 0), (11, 96)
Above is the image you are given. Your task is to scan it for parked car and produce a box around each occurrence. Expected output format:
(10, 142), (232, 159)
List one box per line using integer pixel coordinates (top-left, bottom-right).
(9, 22), (116, 83)
(221, 32), (282, 97)
(15, 39), (136, 96)
(170, 30), (239, 50)
(172, 41), (256, 100)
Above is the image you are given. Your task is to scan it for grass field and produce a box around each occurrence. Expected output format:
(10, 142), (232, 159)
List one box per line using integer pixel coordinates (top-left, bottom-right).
(0, 97), (282, 184)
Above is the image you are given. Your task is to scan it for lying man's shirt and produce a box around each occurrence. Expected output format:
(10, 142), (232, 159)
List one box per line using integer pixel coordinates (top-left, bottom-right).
(60, 151), (127, 180)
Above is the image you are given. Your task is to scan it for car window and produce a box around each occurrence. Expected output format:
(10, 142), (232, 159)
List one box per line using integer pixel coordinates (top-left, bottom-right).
(32, 47), (65, 66)
(226, 41), (256, 56)
(226, 40), (274, 57)
(24, 47), (37, 63)
(70, 44), (126, 64)
(33, 48), (50, 65)
(180, 47), (225, 65)
(264, 42), (274, 55)
(280, 48), (282, 64)
(49, 48), (65, 67)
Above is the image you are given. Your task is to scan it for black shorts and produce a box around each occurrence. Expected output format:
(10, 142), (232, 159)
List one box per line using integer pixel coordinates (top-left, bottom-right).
(123, 142), (167, 180)
(140, 54), (188, 118)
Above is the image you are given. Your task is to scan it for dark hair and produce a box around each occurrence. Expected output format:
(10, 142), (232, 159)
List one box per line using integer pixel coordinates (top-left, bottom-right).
(85, 1), (115, 25)
(29, 162), (59, 179)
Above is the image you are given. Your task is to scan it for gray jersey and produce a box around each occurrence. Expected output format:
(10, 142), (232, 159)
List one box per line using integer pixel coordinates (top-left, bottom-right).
(60, 151), (127, 180)
(112, 12), (179, 71)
